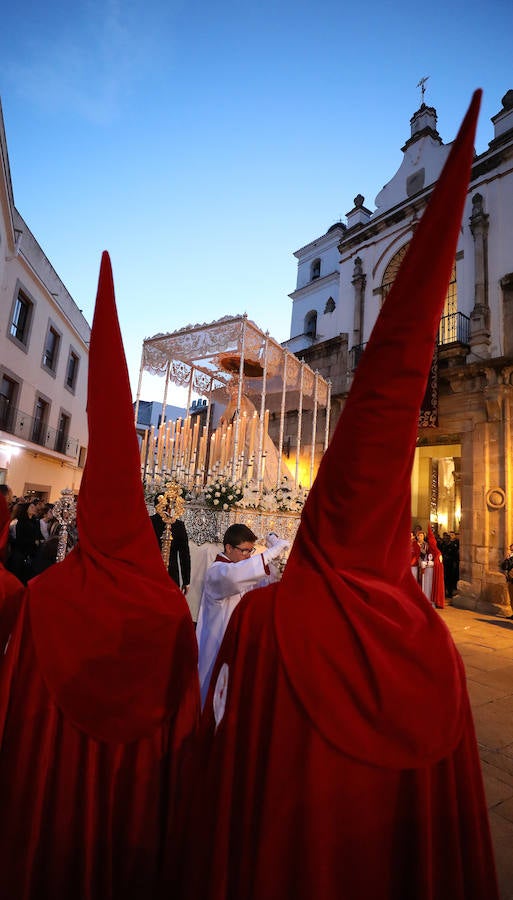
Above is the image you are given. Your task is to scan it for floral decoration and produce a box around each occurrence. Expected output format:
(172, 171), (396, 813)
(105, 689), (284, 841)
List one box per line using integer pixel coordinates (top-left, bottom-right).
(238, 477), (307, 513)
(203, 478), (244, 510)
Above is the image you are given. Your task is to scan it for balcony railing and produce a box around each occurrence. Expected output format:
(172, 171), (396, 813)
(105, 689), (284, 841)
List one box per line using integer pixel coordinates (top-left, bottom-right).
(438, 311), (470, 346)
(349, 312), (471, 373)
(0, 400), (79, 458)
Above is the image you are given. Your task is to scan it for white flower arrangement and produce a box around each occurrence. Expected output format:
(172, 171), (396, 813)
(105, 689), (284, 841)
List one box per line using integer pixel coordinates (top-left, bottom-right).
(202, 477), (244, 510)
(238, 482), (262, 509)
(238, 476), (307, 513)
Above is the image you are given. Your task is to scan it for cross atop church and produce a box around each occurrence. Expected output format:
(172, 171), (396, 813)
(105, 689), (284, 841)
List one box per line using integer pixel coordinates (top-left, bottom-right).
(417, 75), (429, 104)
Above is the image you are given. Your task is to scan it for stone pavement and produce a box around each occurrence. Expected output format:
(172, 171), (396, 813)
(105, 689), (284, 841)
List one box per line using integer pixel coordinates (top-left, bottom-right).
(440, 605), (513, 900)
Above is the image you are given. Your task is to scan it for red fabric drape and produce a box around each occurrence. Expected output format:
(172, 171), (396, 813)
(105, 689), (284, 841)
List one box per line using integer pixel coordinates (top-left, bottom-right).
(180, 92), (497, 899)
(0, 598), (198, 900)
(181, 589), (498, 900)
(428, 525), (446, 609)
(0, 254), (201, 898)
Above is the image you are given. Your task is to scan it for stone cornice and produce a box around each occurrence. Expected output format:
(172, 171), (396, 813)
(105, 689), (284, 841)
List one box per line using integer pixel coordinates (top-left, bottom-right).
(289, 270), (339, 301)
(441, 357), (513, 394)
(293, 225), (346, 259)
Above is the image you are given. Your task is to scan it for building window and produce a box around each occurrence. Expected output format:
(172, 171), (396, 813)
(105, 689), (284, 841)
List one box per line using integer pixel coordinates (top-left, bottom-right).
(381, 245), (458, 343)
(43, 325), (61, 373)
(32, 397), (49, 446)
(311, 259), (321, 280)
(66, 350), (80, 392)
(381, 244), (409, 305)
(55, 412), (70, 454)
(9, 291), (33, 346)
(305, 311), (317, 339)
(324, 296), (336, 313)
(0, 373), (19, 433)
(78, 445), (87, 468)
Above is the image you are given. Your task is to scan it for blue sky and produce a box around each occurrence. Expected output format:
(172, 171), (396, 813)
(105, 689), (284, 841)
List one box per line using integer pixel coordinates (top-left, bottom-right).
(1, 0), (511, 402)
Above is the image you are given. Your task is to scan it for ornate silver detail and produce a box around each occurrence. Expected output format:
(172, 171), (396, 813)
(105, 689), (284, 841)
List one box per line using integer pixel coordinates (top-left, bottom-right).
(52, 488), (77, 562)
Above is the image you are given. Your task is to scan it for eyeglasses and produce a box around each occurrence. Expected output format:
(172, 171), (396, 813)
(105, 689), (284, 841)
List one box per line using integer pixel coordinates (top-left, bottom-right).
(234, 545), (255, 556)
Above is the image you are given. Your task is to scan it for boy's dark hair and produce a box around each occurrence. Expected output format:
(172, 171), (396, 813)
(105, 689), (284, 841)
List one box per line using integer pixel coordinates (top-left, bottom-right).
(223, 524), (258, 550)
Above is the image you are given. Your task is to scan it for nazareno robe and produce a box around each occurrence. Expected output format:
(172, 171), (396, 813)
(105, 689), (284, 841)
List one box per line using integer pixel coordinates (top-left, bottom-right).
(182, 584), (497, 900)
(0, 595), (199, 900)
(0, 253), (200, 900)
(179, 90), (499, 900)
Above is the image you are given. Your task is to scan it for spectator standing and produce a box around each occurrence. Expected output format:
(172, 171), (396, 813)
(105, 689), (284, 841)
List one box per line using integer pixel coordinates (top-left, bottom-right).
(500, 544), (513, 613)
(39, 503), (55, 540)
(150, 500), (191, 597)
(441, 532), (459, 598)
(7, 502), (42, 584)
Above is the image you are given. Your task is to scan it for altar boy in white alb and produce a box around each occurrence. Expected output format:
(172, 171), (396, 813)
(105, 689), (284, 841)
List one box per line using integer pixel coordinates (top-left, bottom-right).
(196, 524), (289, 706)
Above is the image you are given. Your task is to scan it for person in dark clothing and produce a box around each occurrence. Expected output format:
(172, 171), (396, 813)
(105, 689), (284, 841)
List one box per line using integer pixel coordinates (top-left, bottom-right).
(7, 502), (43, 584)
(150, 510), (191, 596)
(441, 532), (459, 598)
(501, 544), (513, 582)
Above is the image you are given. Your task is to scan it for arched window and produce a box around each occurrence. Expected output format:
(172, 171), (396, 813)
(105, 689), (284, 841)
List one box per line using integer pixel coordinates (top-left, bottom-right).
(305, 310), (317, 338)
(381, 244), (409, 305)
(381, 243), (458, 342)
(311, 258), (321, 280)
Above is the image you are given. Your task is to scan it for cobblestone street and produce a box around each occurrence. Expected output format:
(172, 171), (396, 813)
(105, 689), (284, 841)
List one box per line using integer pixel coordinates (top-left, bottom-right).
(441, 606), (513, 900)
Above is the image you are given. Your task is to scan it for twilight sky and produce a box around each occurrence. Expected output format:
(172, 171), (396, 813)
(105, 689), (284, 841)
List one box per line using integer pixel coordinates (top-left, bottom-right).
(1, 0), (511, 404)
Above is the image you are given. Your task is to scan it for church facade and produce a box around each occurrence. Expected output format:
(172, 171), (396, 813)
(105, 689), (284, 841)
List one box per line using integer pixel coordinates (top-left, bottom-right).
(284, 89), (513, 616)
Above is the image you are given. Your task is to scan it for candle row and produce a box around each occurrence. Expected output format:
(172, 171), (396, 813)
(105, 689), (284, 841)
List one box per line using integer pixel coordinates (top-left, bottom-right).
(140, 406), (271, 490)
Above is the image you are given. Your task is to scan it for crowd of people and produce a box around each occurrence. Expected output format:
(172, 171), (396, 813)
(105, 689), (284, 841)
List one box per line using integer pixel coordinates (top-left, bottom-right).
(0, 487), (64, 583)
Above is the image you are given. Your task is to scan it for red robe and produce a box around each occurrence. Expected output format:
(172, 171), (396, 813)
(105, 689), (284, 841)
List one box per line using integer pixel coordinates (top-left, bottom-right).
(0, 597), (198, 900)
(0, 254), (201, 899)
(180, 91), (498, 900)
(427, 525), (446, 609)
(182, 585), (497, 900)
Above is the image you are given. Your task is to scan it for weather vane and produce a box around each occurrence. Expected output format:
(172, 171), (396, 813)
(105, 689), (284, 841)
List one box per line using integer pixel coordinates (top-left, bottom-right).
(417, 75), (429, 104)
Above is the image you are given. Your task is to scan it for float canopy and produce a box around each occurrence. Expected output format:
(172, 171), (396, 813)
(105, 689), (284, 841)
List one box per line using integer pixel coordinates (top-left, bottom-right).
(142, 314), (330, 410)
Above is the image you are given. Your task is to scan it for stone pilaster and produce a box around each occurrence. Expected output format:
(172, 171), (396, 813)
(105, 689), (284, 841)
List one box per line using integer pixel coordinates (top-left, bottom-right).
(500, 272), (513, 357)
(468, 193), (491, 360)
(351, 256), (366, 348)
(450, 367), (513, 615)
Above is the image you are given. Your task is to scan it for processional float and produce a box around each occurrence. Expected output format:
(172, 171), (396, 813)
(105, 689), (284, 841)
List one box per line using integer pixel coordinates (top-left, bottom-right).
(135, 314), (331, 496)
(135, 315), (332, 618)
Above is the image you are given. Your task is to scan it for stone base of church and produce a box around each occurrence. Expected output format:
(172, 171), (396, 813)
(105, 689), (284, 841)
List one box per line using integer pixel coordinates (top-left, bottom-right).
(450, 579), (513, 618)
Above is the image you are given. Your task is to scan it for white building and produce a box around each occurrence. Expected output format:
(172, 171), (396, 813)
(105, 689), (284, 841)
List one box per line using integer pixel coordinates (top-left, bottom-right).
(285, 89), (513, 615)
(0, 100), (90, 501)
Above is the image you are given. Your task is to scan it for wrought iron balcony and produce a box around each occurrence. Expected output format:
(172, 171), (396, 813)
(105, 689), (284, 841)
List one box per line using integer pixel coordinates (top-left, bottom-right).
(0, 399), (79, 458)
(350, 312), (470, 373)
(438, 311), (470, 346)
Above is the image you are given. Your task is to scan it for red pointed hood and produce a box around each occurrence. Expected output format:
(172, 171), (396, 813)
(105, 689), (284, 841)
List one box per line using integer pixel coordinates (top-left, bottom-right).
(275, 91), (481, 768)
(427, 524), (440, 556)
(29, 252), (199, 743)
